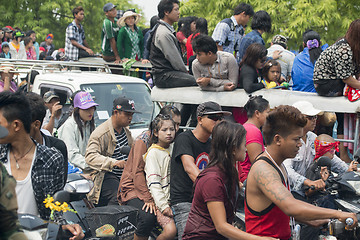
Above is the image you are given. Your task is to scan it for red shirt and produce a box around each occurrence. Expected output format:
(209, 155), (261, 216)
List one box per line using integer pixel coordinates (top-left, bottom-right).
(186, 33), (200, 64)
(245, 156), (291, 240)
(183, 166), (236, 240)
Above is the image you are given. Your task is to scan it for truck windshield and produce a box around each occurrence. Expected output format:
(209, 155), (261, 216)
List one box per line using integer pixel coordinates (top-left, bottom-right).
(80, 82), (155, 129)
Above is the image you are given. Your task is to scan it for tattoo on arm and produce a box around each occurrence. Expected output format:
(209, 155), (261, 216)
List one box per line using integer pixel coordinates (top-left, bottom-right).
(253, 161), (292, 203)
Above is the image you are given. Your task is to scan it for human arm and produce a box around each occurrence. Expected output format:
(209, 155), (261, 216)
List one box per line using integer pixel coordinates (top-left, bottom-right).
(154, 27), (187, 72)
(343, 75), (360, 89)
(247, 143), (264, 164)
(252, 161), (357, 225)
(144, 149), (170, 212)
(208, 201), (278, 240)
(70, 40), (93, 55)
(43, 102), (63, 134)
(331, 155), (353, 173)
(0, 68), (13, 91)
(85, 134), (118, 171)
(58, 122), (88, 170)
(181, 154), (200, 182)
(211, 22), (230, 52)
(138, 29), (144, 59)
(116, 28), (126, 59)
(240, 65), (264, 93)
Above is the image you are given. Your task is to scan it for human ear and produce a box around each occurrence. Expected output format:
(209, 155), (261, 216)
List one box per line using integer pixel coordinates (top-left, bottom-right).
(274, 134), (281, 146)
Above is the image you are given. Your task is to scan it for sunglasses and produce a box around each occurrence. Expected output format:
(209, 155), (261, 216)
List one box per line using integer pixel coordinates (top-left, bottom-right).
(205, 114), (224, 121)
(259, 57), (267, 64)
(306, 115), (317, 120)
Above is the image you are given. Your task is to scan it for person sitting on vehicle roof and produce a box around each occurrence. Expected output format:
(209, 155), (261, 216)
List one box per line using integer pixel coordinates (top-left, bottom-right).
(292, 30), (327, 93)
(284, 101), (354, 192)
(149, 0), (197, 88)
(40, 34), (55, 56)
(116, 10), (145, 63)
(65, 6), (94, 61)
(191, 34), (238, 92)
(58, 91), (98, 173)
(86, 97), (137, 206)
(9, 31), (26, 60)
(0, 42), (11, 59)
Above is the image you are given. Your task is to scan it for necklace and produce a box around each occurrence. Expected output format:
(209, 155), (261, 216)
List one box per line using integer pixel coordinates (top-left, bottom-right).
(264, 148), (287, 186)
(12, 143), (34, 170)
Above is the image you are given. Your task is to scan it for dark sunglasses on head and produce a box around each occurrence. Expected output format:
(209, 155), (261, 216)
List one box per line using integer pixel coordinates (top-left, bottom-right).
(205, 114), (224, 121)
(260, 57), (267, 63)
(306, 115), (317, 120)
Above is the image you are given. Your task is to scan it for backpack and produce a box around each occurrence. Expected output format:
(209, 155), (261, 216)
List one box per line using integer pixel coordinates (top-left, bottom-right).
(220, 18), (244, 47)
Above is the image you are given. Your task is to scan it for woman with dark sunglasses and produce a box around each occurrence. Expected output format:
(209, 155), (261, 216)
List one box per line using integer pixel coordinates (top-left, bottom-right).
(238, 43), (268, 93)
(183, 121), (277, 240)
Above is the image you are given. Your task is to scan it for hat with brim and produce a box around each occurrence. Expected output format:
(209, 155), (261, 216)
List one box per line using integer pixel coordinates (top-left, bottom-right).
(74, 91), (99, 110)
(2, 27), (12, 33)
(117, 11), (141, 27)
(0, 125), (8, 138)
(196, 101), (232, 117)
(43, 91), (60, 103)
(292, 101), (323, 116)
(0, 65), (19, 75)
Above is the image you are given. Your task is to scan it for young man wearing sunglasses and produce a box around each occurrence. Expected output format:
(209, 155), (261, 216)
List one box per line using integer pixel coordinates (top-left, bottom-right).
(170, 101), (231, 239)
(284, 101), (353, 193)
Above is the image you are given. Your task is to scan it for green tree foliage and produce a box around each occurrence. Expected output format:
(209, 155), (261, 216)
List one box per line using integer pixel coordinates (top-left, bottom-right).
(0, 0), (143, 52)
(180, 0), (360, 50)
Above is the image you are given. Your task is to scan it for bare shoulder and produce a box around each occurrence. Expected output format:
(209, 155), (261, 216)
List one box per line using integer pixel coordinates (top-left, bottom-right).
(250, 160), (292, 203)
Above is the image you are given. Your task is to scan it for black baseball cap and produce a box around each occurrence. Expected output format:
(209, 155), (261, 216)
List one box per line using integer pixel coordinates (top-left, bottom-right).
(196, 101), (232, 117)
(113, 97), (140, 113)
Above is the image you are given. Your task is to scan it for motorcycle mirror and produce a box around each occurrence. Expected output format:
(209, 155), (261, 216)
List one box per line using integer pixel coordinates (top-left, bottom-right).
(316, 156), (332, 170)
(54, 190), (71, 204)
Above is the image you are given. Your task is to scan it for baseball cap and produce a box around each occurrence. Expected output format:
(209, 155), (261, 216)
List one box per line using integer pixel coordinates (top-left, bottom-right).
(113, 97), (140, 113)
(43, 91), (60, 103)
(46, 33), (54, 40)
(272, 35), (287, 47)
(14, 31), (24, 38)
(196, 101), (232, 117)
(2, 27), (12, 33)
(103, 3), (116, 12)
(74, 92), (99, 109)
(292, 101), (323, 116)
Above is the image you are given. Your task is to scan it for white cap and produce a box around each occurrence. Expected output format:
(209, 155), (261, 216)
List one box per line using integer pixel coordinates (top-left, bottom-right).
(292, 101), (323, 116)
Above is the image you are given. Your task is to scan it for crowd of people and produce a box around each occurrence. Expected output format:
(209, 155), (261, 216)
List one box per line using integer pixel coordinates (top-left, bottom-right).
(1, 0), (360, 240)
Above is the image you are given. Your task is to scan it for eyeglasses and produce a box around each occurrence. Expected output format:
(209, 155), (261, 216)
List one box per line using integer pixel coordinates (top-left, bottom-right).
(205, 114), (224, 121)
(259, 57), (267, 64)
(306, 115), (317, 120)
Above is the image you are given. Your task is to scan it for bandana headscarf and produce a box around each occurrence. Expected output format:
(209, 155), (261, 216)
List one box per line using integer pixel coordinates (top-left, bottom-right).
(314, 139), (339, 160)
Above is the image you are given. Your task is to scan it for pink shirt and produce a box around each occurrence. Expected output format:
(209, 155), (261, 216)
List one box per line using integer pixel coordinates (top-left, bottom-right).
(237, 122), (264, 182)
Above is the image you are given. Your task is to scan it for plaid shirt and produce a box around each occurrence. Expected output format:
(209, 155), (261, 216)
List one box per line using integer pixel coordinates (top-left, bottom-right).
(212, 16), (244, 63)
(0, 141), (65, 220)
(65, 20), (85, 61)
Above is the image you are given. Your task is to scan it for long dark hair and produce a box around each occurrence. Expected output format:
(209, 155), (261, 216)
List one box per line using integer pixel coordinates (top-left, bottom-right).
(345, 19), (360, 66)
(240, 43), (267, 68)
(178, 16), (198, 38)
(303, 30), (322, 64)
(73, 107), (95, 139)
(208, 121), (247, 199)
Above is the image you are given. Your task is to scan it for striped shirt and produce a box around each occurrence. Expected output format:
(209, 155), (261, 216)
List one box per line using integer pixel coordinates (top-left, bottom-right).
(112, 128), (128, 179)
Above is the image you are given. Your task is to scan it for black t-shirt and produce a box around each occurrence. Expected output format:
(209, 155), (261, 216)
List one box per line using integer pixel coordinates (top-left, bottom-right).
(170, 130), (211, 205)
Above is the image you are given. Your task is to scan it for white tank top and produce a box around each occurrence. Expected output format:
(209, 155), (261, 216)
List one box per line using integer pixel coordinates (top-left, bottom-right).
(4, 148), (39, 216)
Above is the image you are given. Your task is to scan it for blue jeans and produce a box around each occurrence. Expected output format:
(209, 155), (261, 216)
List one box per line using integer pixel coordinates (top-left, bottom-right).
(172, 202), (191, 240)
(154, 71), (196, 88)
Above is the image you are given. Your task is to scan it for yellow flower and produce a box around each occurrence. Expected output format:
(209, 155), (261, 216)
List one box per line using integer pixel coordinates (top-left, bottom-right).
(135, 68), (139, 72)
(55, 201), (61, 206)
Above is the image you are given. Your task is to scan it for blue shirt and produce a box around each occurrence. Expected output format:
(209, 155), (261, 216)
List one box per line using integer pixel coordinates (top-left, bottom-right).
(212, 16), (244, 62)
(292, 44), (328, 93)
(238, 30), (265, 63)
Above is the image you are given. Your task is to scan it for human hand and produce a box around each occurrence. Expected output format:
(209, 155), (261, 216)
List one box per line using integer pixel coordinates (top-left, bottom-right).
(349, 160), (358, 171)
(196, 77), (210, 87)
(114, 57), (121, 64)
(278, 76), (286, 84)
(304, 179), (326, 190)
(272, 50), (282, 60)
(85, 48), (94, 55)
(224, 82), (236, 91)
(113, 160), (126, 169)
(51, 102), (63, 117)
(141, 59), (150, 64)
(62, 224), (85, 240)
(162, 207), (173, 217)
(337, 212), (358, 230)
(121, 58), (129, 63)
(320, 167), (330, 181)
(142, 201), (157, 215)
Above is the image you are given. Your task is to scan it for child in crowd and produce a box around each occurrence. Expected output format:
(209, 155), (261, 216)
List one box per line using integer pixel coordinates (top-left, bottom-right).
(144, 114), (177, 240)
(261, 60), (289, 89)
(24, 36), (36, 60)
(0, 42), (11, 58)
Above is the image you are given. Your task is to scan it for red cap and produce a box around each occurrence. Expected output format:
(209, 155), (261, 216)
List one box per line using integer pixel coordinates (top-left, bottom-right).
(39, 47), (46, 52)
(5, 26), (14, 31)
